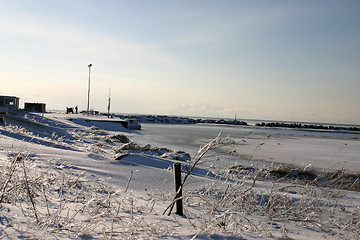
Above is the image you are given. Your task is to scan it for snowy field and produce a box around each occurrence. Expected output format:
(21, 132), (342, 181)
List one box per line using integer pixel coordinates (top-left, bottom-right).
(0, 112), (359, 239)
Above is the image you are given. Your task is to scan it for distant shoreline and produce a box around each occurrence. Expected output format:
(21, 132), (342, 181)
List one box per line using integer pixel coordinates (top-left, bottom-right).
(255, 121), (360, 132)
(47, 110), (360, 131)
(114, 113), (360, 132)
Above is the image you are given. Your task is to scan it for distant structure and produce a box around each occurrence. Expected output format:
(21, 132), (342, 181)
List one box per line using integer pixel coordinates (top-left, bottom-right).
(107, 87), (111, 118)
(0, 95), (20, 124)
(0, 95), (20, 112)
(24, 102), (46, 113)
(87, 118), (141, 130)
(125, 119), (141, 130)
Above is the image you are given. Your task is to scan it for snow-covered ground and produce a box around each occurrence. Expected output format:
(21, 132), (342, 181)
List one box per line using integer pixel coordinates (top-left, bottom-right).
(0, 112), (359, 239)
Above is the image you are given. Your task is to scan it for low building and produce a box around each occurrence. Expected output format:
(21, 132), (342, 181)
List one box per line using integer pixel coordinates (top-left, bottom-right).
(0, 95), (19, 124)
(0, 95), (20, 112)
(24, 102), (46, 113)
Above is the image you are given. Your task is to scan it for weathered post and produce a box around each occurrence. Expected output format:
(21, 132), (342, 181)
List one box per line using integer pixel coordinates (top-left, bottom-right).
(173, 162), (183, 216)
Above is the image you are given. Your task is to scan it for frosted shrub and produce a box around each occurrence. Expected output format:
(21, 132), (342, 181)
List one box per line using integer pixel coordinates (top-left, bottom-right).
(163, 135), (360, 238)
(5, 124), (33, 136)
(107, 134), (129, 143)
(0, 151), (175, 239)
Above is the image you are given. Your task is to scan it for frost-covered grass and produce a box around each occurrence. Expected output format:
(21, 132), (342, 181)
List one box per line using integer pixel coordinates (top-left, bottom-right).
(1, 145), (359, 239)
(0, 112), (360, 239)
(166, 135), (360, 239)
(0, 151), (174, 239)
(182, 171), (360, 239)
(228, 163), (360, 192)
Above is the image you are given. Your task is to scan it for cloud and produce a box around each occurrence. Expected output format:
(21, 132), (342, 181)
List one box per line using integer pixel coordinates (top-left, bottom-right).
(170, 103), (225, 117)
(0, 10), (179, 71)
(162, 4), (300, 48)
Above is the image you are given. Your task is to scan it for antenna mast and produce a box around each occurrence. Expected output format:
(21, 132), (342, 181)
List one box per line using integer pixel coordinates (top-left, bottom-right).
(107, 87), (111, 118)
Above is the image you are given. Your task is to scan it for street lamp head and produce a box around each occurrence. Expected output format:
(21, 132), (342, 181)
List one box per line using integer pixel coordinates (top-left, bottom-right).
(88, 64), (92, 67)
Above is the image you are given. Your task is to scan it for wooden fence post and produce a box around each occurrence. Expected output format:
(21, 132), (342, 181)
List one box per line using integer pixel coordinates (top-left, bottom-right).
(173, 162), (183, 216)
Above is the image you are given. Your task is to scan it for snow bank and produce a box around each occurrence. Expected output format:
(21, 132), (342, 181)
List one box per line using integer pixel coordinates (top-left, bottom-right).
(0, 112), (359, 239)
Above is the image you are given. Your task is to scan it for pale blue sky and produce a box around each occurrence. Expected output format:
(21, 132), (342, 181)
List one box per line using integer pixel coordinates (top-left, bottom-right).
(1, 0), (360, 124)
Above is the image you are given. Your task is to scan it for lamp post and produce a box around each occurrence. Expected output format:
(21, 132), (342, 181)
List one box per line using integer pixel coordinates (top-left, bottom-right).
(87, 64), (92, 113)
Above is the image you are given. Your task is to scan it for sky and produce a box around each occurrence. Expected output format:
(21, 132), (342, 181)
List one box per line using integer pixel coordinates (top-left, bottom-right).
(1, 0), (360, 124)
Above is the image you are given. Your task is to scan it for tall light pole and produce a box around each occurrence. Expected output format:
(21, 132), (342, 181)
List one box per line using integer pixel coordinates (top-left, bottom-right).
(87, 64), (92, 113)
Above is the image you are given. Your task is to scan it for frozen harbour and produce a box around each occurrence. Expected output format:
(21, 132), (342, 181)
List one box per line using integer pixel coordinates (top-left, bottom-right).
(0, 112), (359, 239)
(133, 122), (360, 173)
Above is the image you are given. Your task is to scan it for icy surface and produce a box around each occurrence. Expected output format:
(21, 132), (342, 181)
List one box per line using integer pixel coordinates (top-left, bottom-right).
(0, 112), (359, 239)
